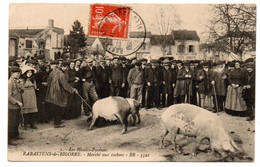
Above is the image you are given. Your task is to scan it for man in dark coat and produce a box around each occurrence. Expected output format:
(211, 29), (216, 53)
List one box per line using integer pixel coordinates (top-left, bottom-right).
(64, 61), (82, 119)
(141, 58), (148, 107)
(145, 59), (162, 109)
(79, 57), (99, 116)
(96, 58), (110, 98)
(45, 62), (78, 128)
(243, 63), (255, 121)
(211, 61), (228, 112)
(109, 57), (126, 96)
(174, 62), (193, 104)
(120, 56), (130, 98)
(161, 59), (176, 107)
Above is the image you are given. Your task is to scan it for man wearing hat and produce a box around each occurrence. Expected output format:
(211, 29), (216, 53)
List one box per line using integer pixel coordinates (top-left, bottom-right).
(161, 59), (176, 107)
(174, 61), (193, 104)
(196, 61), (212, 108)
(211, 61), (228, 112)
(140, 58), (148, 107)
(127, 61), (144, 104)
(8, 66), (23, 145)
(96, 57), (110, 98)
(120, 56), (130, 98)
(109, 57), (126, 96)
(79, 57), (99, 115)
(145, 59), (161, 109)
(243, 63), (255, 121)
(45, 61), (78, 128)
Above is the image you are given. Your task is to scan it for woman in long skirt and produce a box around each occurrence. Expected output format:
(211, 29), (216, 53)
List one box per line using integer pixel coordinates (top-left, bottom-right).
(225, 61), (247, 116)
(21, 65), (38, 129)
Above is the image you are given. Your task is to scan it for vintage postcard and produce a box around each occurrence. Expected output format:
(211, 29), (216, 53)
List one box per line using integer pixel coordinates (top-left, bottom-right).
(7, 3), (256, 162)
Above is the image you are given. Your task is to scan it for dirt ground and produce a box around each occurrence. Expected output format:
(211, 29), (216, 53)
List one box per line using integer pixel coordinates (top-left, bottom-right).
(8, 107), (255, 162)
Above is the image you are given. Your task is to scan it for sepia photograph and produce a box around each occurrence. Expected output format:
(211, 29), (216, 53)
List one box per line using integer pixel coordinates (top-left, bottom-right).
(6, 1), (256, 163)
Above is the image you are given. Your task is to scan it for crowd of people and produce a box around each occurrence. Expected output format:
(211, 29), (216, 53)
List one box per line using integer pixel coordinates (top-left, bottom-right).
(8, 55), (255, 146)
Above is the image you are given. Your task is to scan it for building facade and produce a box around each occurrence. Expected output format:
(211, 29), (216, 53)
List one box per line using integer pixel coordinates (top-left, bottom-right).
(9, 19), (64, 60)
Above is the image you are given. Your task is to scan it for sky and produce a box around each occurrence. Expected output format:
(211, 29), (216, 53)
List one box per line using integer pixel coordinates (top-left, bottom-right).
(9, 3), (212, 42)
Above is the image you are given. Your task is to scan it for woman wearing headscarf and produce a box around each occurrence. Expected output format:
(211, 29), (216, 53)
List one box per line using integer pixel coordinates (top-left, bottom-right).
(20, 65), (38, 129)
(225, 61), (248, 116)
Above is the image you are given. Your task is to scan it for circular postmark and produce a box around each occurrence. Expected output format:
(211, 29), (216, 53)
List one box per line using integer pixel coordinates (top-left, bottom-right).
(97, 7), (146, 56)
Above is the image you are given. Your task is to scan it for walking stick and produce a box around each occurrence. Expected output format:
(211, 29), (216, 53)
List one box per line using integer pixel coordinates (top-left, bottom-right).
(213, 84), (219, 115)
(76, 92), (92, 110)
(20, 108), (25, 128)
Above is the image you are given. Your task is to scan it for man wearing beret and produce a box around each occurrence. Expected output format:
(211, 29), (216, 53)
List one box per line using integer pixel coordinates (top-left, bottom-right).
(96, 57), (110, 98)
(120, 56), (130, 98)
(161, 59), (176, 107)
(145, 59), (161, 109)
(45, 62), (78, 128)
(141, 58), (148, 107)
(127, 61), (144, 104)
(109, 57), (126, 96)
(243, 63), (255, 121)
(79, 57), (99, 116)
(8, 66), (24, 145)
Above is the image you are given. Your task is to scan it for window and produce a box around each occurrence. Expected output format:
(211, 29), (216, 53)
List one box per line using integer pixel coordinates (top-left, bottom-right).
(142, 43), (146, 50)
(26, 40), (33, 49)
(166, 46), (172, 55)
(178, 45), (185, 53)
(39, 42), (45, 49)
(188, 45), (194, 53)
(58, 34), (62, 48)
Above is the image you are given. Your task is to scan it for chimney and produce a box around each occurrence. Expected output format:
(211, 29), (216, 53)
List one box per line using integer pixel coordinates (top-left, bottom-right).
(48, 19), (54, 27)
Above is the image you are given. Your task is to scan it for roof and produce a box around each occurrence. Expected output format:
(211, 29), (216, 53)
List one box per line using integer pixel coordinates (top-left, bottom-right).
(171, 30), (200, 41)
(85, 36), (112, 46)
(9, 29), (44, 38)
(150, 35), (175, 45)
(129, 31), (151, 38)
(86, 36), (96, 46)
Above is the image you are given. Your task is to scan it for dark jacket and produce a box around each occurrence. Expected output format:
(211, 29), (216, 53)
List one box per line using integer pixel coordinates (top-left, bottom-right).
(227, 68), (247, 86)
(144, 67), (162, 86)
(174, 67), (193, 96)
(79, 65), (98, 87)
(162, 67), (176, 93)
(96, 65), (110, 84)
(45, 68), (75, 107)
(109, 64), (125, 86)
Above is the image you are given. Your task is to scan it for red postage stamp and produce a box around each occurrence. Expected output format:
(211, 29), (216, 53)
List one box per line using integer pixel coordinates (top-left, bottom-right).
(88, 4), (131, 39)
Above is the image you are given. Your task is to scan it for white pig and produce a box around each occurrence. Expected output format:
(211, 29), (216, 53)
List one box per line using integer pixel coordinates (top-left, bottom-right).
(160, 104), (244, 157)
(89, 96), (141, 134)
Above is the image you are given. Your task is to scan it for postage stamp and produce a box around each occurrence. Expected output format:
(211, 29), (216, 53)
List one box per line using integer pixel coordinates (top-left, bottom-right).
(89, 4), (147, 56)
(89, 4), (131, 39)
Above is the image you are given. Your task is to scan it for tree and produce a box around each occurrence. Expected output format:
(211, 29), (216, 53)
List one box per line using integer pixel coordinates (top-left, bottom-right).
(66, 20), (86, 58)
(150, 6), (181, 56)
(206, 4), (256, 60)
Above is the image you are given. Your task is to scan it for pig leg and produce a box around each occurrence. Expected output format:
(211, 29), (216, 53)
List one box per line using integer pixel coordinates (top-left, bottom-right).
(170, 129), (182, 154)
(136, 112), (141, 124)
(115, 113), (128, 134)
(191, 132), (204, 156)
(159, 129), (169, 149)
(88, 114), (98, 130)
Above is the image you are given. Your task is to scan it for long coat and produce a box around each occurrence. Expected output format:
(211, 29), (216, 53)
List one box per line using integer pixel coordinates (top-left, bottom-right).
(109, 64), (125, 86)
(174, 68), (193, 96)
(196, 69), (212, 95)
(162, 67), (176, 94)
(211, 69), (228, 96)
(144, 67), (161, 86)
(45, 68), (75, 108)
